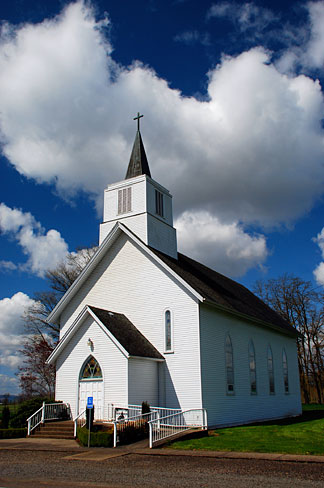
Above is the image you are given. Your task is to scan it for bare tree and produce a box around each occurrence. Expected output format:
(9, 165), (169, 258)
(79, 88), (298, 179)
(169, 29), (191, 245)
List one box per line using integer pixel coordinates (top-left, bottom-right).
(18, 246), (97, 398)
(254, 274), (324, 403)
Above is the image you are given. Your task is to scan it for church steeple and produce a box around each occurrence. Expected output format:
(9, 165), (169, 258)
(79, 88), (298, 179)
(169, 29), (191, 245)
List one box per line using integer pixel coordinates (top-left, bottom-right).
(125, 113), (151, 179)
(99, 114), (177, 258)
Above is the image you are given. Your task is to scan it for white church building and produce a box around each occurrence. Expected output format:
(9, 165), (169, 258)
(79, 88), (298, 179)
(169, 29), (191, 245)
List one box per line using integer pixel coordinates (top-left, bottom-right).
(47, 117), (302, 427)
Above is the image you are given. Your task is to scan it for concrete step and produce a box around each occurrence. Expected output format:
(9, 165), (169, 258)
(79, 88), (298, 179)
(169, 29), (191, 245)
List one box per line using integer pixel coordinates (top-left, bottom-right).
(32, 420), (74, 439)
(32, 435), (75, 439)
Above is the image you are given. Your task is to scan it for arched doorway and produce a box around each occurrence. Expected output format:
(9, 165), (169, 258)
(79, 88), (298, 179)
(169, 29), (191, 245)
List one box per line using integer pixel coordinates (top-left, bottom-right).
(78, 355), (104, 420)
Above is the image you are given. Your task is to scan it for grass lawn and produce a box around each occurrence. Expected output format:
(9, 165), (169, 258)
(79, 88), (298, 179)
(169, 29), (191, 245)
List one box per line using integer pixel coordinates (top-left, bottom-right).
(169, 405), (324, 455)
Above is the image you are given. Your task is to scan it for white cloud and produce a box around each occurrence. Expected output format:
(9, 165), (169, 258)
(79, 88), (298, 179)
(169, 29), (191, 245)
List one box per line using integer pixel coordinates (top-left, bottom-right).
(304, 1), (324, 69)
(0, 203), (69, 277)
(207, 2), (278, 35)
(0, 374), (20, 395)
(0, 2), (324, 273)
(176, 211), (267, 276)
(0, 292), (36, 386)
(313, 227), (324, 285)
(0, 260), (17, 271)
(174, 30), (210, 46)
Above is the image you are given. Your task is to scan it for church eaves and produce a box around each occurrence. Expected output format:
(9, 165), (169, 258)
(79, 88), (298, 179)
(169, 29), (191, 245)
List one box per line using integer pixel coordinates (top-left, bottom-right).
(125, 113), (151, 179)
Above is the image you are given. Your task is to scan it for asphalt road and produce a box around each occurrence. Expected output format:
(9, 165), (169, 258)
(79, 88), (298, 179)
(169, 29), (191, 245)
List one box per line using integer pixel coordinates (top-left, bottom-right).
(0, 449), (324, 488)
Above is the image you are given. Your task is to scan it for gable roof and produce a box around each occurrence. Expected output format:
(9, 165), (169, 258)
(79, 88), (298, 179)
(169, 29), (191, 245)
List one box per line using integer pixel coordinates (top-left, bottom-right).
(47, 222), (296, 337)
(47, 305), (164, 365)
(151, 249), (297, 336)
(47, 222), (203, 324)
(88, 306), (164, 359)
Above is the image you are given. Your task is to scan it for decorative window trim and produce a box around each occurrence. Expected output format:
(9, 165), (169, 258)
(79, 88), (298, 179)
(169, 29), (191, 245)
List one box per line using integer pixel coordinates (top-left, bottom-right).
(118, 187), (132, 215)
(164, 309), (173, 353)
(248, 340), (257, 395)
(267, 345), (275, 395)
(282, 348), (289, 394)
(225, 334), (235, 395)
(79, 355), (103, 381)
(155, 189), (164, 217)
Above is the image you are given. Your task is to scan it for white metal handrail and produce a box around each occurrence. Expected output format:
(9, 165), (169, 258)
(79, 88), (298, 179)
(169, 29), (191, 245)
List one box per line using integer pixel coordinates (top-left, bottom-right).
(113, 410), (159, 447)
(73, 408), (87, 438)
(148, 408), (208, 448)
(108, 403), (182, 422)
(27, 402), (71, 435)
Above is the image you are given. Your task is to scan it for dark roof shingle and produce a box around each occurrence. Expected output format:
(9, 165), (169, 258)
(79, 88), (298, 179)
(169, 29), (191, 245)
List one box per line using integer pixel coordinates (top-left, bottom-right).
(89, 306), (164, 359)
(151, 249), (297, 336)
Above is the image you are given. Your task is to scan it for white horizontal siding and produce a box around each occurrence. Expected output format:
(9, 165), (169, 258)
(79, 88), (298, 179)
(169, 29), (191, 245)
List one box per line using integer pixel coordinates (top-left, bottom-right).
(200, 304), (302, 427)
(55, 315), (128, 419)
(58, 233), (202, 412)
(128, 359), (158, 406)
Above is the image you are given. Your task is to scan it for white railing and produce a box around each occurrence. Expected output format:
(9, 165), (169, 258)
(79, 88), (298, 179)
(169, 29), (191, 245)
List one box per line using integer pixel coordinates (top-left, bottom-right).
(148, 408), (208, 448)
(73, 408), (87, 438)
(113, 410), (159, 447)
(109, 403), (182, 422)
(27, 402), (71, 435)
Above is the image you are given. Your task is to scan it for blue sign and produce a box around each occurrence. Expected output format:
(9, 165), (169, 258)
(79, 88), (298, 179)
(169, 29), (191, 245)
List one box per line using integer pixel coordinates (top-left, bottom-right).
(87, 396), (93, 409)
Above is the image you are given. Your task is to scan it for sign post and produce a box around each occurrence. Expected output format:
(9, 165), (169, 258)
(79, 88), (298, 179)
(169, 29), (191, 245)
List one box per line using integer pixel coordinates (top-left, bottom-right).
(87, 396), (93, 448)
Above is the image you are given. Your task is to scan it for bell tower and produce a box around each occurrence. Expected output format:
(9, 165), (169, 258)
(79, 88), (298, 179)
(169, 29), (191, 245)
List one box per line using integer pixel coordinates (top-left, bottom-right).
(99, 114), (178, 259)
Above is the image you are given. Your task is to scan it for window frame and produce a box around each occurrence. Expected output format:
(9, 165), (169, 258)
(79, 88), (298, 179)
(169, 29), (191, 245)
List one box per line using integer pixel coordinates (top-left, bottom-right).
(79, 355), (103, 382)
(117, 187), (132, 215)
(164, 309), (173, 353)
(155, 189), (164, 218)
(282, 348), (289, 394)
(267, 345), (275, 394)
(225, 334), (235, 395)
(248, 340), (257, 395)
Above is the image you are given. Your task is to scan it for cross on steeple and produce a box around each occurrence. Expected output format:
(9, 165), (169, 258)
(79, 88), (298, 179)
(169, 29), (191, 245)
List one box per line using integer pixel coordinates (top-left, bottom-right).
(133, 112), (144, 131)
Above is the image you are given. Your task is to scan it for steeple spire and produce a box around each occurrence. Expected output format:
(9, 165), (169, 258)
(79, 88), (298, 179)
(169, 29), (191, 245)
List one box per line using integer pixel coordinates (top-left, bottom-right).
(125, 113), (151, 180)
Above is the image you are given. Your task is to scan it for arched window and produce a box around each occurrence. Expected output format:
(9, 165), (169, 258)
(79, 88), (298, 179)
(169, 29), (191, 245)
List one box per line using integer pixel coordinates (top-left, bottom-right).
(282, 348), (289, 393)
(249, 341), (257, 394)
(165, 310), (172, 352)
(225, 335), (234, 394)
(267, 346), (275, 394)
(80, 356), (102, 380)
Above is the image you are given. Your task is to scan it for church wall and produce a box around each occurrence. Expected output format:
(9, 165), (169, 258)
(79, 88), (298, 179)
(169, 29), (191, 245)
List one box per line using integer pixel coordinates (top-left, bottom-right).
(128, 359), (159, 406)
(147, 214), (177, 258)
(199, 304), (302, 427)
(100, 213), (148, 245)
(103, 177), (146, 224)
(55, 315), (128, 419)
(59, 233), (202, 412)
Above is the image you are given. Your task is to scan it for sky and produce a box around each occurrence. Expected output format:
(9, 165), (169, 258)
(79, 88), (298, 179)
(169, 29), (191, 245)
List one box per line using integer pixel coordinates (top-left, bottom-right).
(1, 0), (324, 394)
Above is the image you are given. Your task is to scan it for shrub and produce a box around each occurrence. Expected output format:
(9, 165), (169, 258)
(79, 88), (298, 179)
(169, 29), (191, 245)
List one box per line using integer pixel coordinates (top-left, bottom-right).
(0, 428), (27, 439)
(118, 420), (148, 445)
(77, 426), (113, 447)
(1, 406), (10, 429)
(141, 401), (150, 414)
(10, 397), (49, 428)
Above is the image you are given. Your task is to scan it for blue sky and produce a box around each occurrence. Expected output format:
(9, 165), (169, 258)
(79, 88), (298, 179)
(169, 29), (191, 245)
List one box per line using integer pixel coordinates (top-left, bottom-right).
(1, 0), (324, 394)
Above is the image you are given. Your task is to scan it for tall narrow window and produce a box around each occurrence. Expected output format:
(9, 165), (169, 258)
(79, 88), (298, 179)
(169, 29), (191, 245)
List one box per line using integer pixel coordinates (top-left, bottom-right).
(118, 187), (132, 215)
(155, 190), (164, 217)
(249, 341), (257, 394)
(282, 349), (289, 393)
(225, 335), (234, 394)
(165, 310), (172, 352)
(267, 346), (275, 394)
